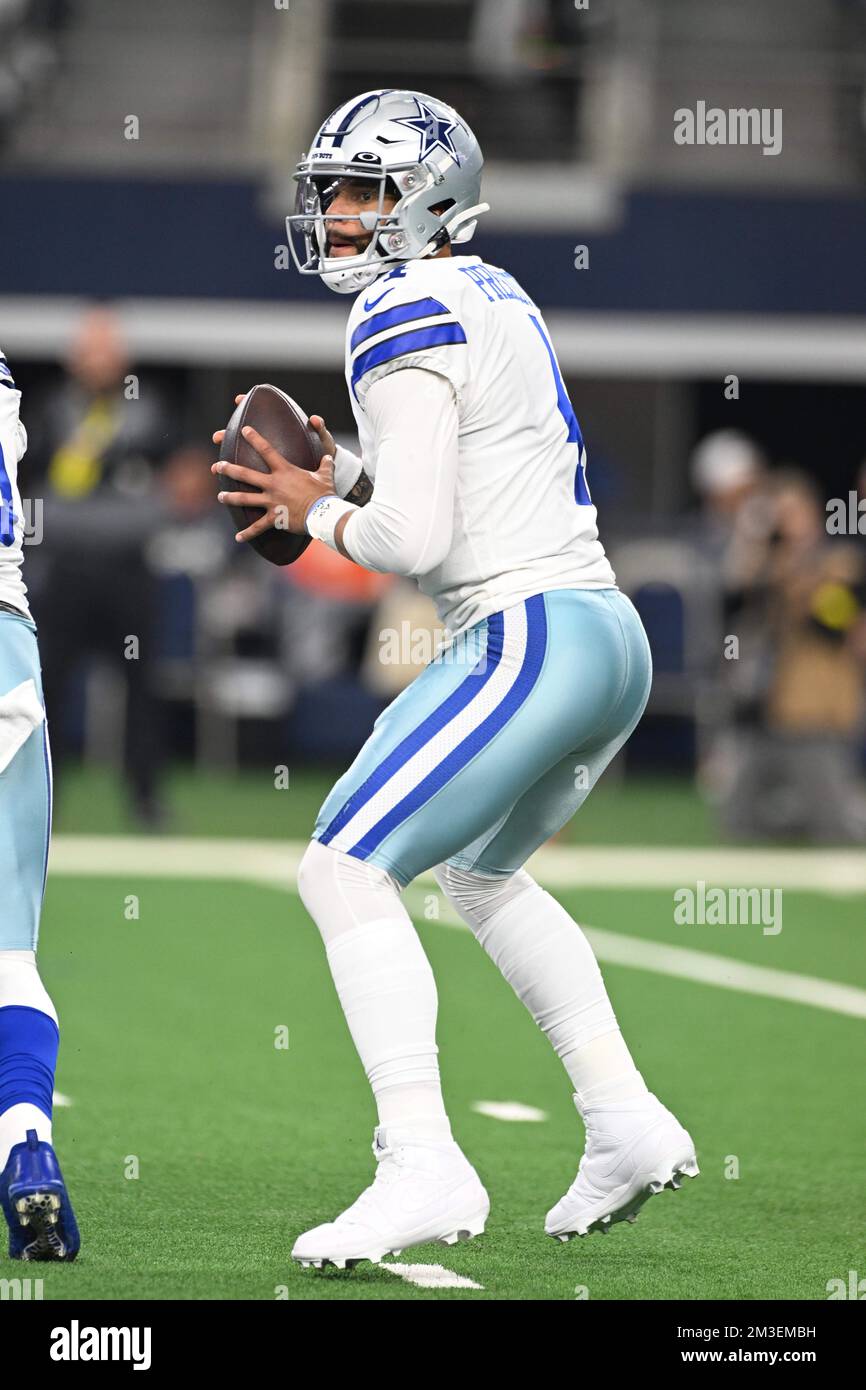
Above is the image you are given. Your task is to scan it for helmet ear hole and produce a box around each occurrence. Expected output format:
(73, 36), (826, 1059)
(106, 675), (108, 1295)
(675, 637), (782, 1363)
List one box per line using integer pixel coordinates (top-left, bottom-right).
(429, 198), (456, 216)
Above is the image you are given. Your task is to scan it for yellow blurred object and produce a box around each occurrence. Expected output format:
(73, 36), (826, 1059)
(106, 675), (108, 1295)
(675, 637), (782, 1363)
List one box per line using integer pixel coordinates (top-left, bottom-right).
(48, 398), (117, 498)
(810, 581), (861, 632)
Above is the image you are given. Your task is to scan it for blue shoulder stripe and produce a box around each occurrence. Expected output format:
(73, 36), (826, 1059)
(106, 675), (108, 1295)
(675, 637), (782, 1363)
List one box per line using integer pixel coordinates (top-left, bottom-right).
(350, 297), (452, 354)
(351, 322), (467, 399)
(0, 439), (16, 546)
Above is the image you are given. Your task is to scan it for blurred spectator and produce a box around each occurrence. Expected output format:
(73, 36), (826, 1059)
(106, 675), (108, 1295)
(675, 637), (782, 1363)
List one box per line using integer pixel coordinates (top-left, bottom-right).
(708, 470), (866, 843)
(26, 304), (175, 825)
(146, 441), (235, 583)
(690, 429), (770, 569)
(29, 305), (169, 499)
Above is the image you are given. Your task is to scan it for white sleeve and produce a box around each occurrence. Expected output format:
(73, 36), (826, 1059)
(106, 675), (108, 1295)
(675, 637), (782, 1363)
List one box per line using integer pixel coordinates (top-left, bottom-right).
(0, 353), (27, 470)
(332, 441), (364, 498)
(339, 367), (458, 577)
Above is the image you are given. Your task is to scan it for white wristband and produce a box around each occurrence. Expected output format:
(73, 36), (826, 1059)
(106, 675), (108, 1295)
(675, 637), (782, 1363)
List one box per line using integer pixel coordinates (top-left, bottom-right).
(332, 443), (364, 498)
(304, 493), (358, 550)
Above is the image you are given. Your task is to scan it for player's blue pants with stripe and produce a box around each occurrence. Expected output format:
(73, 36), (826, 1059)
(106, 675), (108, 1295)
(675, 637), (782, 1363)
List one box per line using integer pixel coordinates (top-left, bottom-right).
(313, 587), (651, 887)
(0, 612), (52, 951)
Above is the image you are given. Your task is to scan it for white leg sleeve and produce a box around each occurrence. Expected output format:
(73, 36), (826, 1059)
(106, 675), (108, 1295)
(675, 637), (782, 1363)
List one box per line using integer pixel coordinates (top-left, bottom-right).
(0, 950), (58, 1022)
(434, 864), (648, 1107)
(297, 841), (451, 1137)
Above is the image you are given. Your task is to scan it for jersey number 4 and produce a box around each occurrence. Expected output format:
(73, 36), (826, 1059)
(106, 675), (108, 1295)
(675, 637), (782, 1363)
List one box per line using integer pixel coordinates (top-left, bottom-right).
(529, 315), (592, 506)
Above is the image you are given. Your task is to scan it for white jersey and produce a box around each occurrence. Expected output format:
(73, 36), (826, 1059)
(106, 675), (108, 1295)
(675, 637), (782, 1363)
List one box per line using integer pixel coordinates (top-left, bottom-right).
(0, 352), (31, 619)
(342, 253), (616, 637)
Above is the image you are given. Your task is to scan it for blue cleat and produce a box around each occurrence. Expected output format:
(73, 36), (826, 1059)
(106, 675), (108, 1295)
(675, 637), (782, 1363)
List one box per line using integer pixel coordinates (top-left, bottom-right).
(0, 1129), (80, 1261)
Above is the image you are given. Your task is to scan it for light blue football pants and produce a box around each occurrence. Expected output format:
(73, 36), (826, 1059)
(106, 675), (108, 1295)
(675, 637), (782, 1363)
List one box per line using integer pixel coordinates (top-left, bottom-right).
(313, 587), (652, 887)
(0, 612), (52, 951)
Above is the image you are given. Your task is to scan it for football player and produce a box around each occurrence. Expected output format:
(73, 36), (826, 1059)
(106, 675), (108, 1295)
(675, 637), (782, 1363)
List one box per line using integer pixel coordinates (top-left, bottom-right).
(0, 350), (80, 1261)
(213, 89), (698, 1267)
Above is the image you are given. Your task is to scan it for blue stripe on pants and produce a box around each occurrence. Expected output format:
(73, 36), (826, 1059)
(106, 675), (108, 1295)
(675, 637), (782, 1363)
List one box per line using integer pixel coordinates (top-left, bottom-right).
(349, 595), (548, 859)
(320, 609), (506, 846)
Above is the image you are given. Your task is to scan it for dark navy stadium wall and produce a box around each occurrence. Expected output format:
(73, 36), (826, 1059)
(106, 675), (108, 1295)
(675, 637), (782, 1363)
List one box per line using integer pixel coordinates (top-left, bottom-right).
(1, 175), (864, 314)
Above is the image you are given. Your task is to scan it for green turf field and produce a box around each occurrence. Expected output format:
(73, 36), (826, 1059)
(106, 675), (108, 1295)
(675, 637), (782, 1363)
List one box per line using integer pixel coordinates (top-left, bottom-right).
(4, 767), (863, 1301)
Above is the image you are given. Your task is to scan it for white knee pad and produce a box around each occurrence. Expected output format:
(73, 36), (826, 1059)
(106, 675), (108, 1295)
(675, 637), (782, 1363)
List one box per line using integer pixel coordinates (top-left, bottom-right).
(297, 840), (403, 945)
(0, 950), (59, 1023)
(434, 861), (536, 932)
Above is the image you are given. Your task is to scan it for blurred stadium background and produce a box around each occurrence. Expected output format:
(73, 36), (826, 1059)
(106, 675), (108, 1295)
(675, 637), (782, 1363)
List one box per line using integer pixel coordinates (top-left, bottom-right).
(0, 0), (864, 1300)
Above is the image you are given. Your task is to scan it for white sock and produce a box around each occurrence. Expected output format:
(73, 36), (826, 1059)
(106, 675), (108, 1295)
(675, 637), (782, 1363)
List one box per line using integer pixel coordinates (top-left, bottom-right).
(0, 950), (58, 1022)
(376, 1083), (452, 1140)
(0, 1104), (52, 1173)
(435, 864), (648, 1109)
(298, 841), (453, 1142)
(563, 1029), (650, 1113)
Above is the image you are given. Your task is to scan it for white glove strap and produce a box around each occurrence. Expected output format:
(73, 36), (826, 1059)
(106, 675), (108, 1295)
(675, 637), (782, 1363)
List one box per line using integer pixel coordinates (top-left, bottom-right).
(304, 494), (358, 551)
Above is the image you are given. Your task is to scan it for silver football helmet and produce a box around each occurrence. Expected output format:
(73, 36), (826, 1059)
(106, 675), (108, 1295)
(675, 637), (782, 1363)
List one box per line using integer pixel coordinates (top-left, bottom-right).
(287, 88), (489, 295)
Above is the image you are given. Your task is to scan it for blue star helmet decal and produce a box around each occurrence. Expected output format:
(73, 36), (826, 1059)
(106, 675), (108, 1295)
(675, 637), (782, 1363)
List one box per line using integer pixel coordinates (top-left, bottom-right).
(393, 98), (462, 165)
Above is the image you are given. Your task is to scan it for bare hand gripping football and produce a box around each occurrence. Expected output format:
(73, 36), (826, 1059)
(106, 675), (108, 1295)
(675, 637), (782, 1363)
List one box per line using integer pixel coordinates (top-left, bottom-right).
(211, 384), (332, 566)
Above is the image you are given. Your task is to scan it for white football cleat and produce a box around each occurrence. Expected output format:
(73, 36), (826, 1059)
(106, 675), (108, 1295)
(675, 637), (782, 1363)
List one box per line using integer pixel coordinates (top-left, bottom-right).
(546, 1092), (699, 1241)
(292, 1125), (490, 1270)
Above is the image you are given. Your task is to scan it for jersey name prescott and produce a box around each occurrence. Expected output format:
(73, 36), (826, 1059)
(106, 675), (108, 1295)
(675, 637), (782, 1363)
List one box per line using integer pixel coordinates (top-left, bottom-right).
(344, 254), (616, 638)
(0, 354), (31, 619)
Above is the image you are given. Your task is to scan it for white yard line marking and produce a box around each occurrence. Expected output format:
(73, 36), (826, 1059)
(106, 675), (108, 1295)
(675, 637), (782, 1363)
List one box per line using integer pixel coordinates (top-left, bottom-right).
(49, 836), (305, 889)
(527, 844), (866, 897)
(583, 927), (866, 1020)
(48, 836), (866, 896)
(378, 1262), (484, 1290)
(47, 836), (866, 1020)
(472, 1101), (548, 1122)
(52, 1091), (73, 1107)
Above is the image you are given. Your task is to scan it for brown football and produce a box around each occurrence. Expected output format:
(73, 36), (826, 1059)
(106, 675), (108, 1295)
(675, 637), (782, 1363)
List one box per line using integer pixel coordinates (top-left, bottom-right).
(218, 383), (325, 566)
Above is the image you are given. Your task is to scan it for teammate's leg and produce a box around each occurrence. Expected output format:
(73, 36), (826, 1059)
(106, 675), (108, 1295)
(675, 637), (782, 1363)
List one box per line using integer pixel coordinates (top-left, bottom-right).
(0, 612), (79, 1261)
